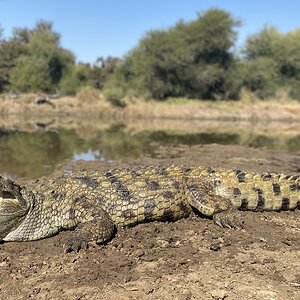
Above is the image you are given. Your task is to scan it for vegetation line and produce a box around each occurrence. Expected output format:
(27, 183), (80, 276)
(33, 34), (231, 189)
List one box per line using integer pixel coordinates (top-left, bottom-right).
(1, 90), (299, 121)
(1, 9), (300, 103)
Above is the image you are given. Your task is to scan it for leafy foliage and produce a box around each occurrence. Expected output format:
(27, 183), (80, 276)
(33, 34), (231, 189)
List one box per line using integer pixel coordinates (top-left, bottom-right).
(103, 86), (127, 108)
(9, 20), (75, 92)
(244, 26), (282, 60)
(59, 63), (91, 95)
(241, 57), (279, 99)
(113, 9), (241, 100)
(1, 11), (300, 101)
(242, 26), (300, 99)
(0, 40), (25, 92)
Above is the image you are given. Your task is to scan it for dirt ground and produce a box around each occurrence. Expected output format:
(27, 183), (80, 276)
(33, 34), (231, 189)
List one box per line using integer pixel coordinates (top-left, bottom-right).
(0, 144), (299, 300)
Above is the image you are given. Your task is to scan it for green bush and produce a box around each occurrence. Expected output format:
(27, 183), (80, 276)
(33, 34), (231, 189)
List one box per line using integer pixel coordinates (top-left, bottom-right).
(103, 87), (127, 108)
(59, 64), (93, 95)
(9, 20), (75, 93)
(243, 27), (300, 99)
(114, 9), (241, 100)
(288, 80), (300, 100)
(3, 14), (300, 102)
(59, 71), (81, 95)
(241, 57), (279, 99)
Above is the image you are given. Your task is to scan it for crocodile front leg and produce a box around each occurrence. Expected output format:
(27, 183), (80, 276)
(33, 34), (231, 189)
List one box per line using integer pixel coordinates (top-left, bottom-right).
(64, 205), (115, 253)
(185, 177), (244, 229)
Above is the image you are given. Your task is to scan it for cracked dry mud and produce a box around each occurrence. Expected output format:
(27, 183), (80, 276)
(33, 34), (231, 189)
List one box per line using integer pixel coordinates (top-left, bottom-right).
(0, 144), (299, 300)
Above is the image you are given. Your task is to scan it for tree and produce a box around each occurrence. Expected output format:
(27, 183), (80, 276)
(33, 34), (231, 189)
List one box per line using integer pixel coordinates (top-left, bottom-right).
(59, 63), (91, 95)
(241, 57), (279, 98)
(88, 56), (121, 89)
(0, 25), (3, 40)
(242, 26), (300, 99)
(113, 9), (241, 100)
(0, 24), (27, 92)
(0, 40), (26, 92)
(10, 20), (75, 92)
(243, 26), (282, 60)
(12, 27), (31, 44)
(279, 29), (300, 80)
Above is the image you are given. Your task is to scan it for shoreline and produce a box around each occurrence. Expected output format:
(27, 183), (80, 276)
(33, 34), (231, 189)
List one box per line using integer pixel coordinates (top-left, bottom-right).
(1, 92), (300, 122)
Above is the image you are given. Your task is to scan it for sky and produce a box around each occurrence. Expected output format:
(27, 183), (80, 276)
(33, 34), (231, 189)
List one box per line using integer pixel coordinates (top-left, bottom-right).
(0, 0), (299, 63)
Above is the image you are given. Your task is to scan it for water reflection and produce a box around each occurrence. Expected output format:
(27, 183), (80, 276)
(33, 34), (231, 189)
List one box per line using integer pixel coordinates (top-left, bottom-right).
(73, 149), (106, 161)
(0, 118), (299, 179)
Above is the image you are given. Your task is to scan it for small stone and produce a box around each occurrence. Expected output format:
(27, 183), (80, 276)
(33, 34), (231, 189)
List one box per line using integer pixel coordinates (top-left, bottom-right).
(282, 239), (292, 246)
(210, 243), (221, 251)
(180, 289), (192, 300)
(211, 289), (227, 299)
(135, 249), (144, 257)
(258, 237), (267, 243)
(145, 287), (154, 294)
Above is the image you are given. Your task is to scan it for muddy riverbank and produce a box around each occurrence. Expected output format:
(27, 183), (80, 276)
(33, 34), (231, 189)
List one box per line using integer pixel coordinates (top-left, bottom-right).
(0, 144), (299, 300)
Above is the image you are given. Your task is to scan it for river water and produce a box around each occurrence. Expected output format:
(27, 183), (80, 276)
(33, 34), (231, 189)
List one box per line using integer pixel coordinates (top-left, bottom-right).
(0, 117), (299, 179)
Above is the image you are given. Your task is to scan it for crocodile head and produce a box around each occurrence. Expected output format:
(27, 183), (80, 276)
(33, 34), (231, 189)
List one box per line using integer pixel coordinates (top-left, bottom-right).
(0, 176), (29, 240)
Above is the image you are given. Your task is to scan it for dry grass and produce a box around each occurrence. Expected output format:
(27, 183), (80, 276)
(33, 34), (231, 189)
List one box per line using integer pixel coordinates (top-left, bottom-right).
(0, 89), (300, 121)
(0, 88), (111, 117)
(124, 98), (300, 121)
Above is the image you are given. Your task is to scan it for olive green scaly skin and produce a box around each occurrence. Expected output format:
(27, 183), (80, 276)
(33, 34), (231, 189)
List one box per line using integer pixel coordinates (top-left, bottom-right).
(0, 165), (299, 251)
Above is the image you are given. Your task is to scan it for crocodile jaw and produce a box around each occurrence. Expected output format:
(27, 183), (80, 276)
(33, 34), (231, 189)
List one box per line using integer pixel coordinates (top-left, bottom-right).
(0, 197), (28, 240)
(0, 176), (30, 240)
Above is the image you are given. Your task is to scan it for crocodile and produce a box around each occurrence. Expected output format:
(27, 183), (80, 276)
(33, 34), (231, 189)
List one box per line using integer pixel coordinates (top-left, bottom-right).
(0, 165), (299, 252)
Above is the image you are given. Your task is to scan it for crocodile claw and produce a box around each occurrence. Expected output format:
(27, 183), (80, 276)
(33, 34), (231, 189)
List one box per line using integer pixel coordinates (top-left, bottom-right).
(213, 209), (245, 230)
(64, 236), (89, 253)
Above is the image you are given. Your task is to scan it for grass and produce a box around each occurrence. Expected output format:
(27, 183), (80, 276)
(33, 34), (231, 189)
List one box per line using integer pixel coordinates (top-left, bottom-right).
(0, 88), (300, 121)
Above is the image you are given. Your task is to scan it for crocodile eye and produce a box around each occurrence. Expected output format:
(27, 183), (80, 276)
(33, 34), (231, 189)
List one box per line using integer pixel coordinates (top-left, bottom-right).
(0, 191), (16, 199)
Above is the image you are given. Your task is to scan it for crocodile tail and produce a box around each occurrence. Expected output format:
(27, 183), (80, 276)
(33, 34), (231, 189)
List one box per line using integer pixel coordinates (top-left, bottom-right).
(214, 170), (300, 212)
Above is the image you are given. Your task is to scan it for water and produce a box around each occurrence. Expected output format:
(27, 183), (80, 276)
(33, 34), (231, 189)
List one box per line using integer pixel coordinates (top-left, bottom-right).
(0, 118), (299, 179)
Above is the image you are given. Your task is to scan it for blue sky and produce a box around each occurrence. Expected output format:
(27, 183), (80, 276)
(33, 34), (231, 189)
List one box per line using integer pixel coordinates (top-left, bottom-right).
(0, 0), (299, 63)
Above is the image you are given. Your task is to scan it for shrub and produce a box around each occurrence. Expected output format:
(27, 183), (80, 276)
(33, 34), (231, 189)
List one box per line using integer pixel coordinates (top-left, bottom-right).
(103, 86), (127, 108)
(241, 57), (279, 99)
(115, 9), (241, 100)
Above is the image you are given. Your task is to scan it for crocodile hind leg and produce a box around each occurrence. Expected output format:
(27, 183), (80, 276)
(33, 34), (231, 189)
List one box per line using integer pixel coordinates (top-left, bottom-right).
(185, 178), (244, 229)
(64, 205), (115, 253)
